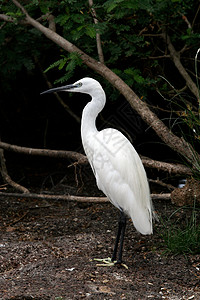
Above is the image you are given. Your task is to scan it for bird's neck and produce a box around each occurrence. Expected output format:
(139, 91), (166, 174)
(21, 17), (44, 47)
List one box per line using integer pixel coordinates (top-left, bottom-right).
(81, 90), (106, 140)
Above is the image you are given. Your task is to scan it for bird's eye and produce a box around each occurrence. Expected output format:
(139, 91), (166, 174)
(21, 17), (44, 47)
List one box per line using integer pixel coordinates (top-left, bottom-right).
(77, 82), (82, 87)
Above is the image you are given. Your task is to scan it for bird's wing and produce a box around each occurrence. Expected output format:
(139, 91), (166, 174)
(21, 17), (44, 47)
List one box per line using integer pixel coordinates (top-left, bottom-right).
(84, 128), (153, 235)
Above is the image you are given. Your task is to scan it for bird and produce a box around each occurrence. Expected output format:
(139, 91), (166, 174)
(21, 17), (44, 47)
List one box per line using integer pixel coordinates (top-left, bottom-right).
(41, 77), (154, 266)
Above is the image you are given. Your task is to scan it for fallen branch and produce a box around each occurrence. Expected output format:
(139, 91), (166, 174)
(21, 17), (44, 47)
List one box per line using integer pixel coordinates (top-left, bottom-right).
(151, 193), (171, 200)
(0, 191), (171, 202)
(0, 141), (87, 164)
(0, 192), (108, 203)
(0, 147), (29, 194)
(0, 141), (193, 175)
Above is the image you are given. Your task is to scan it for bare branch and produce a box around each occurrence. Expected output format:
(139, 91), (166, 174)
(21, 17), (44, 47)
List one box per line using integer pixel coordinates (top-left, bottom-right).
(161, 30), (199, 100)
(141, 156), (193, 175)
(0, 147), (30, 193)
(181, 14), (192, 30)
(0, 141), (87, 164)
(151, 193), (171, 200)
(47, 14), (56, 32)
(0, 191), (171, 202)
(12, 0), (28, 15)
(142, 55), (170, 60)
(192, 4), (200, 28)
(88, 0), (104, 64)
(0, 14), (16, 22)
(0, 141), (193, 175)
(0, 191), (108, 203)
(0, 183), (8, 191)
(149, 179), (175, 191)
(0, 12), (50, 26)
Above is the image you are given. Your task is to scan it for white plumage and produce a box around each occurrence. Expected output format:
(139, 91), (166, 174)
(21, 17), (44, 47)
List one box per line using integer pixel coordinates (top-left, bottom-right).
(41, 77), (153, 263)
(83, 127), (152, 235)
(79, 78), (153, 235)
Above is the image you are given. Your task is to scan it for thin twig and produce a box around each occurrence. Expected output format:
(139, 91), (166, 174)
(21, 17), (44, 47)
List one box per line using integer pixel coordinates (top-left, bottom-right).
(34, 56), (80, 123)
(8, 211), (29, 226)
(180, 13), (192, 30)
(192, 4), (200, 28)
(149, 179), (175, 191)
(0, 183), (8, 190)
(161, 30), (199, 100)
(88, 0), (104, 64)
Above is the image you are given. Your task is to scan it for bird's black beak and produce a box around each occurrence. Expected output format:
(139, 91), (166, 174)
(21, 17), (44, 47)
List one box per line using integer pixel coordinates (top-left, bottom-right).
(40, 83), (79, 95)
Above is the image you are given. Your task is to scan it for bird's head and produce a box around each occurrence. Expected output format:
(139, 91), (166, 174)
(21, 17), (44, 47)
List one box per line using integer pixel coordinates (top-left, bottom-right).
(40, 77), (103, 96)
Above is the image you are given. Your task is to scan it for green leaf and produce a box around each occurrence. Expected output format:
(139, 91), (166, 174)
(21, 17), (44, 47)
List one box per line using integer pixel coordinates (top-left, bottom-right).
(85, 25), (96, 38)
(73, 13), (85, 24)
(58, 57), (68, 70)
(124, 68), (145, 84)
(55, 14), (70, 26)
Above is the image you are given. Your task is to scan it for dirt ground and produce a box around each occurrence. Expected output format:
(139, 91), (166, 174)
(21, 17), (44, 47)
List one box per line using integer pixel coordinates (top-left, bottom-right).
(0, 167), (200, 300)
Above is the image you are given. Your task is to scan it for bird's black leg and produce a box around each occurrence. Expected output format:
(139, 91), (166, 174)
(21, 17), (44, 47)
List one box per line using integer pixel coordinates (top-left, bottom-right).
(117, 212), (126, 263)
(112, 211), (126, 264)
(111, 214), (122, 262)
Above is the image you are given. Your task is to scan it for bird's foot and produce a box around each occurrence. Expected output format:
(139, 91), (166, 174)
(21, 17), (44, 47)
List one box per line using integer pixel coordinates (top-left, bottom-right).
(93, 257), (115, 267)
(93, 257), (128, 269)
(115, 261), (128, 269)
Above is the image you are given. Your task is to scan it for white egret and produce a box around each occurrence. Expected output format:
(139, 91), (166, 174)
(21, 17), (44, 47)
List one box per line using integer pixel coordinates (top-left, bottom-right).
(41, 77), (154, 265)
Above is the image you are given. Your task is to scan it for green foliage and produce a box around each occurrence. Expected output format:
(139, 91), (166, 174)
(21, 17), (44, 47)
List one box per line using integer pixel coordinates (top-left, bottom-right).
(161, 205), (200, 255)
(0, 25), (41, 87)
(0, 0), (200, 99)
(45, 53), (83, 84)
(157, 46), (200, 176)
(0, 3), (44, 89)
(181, 29), (200, 46)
